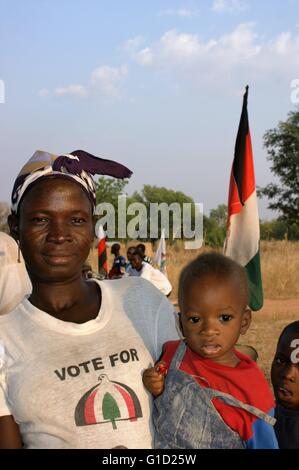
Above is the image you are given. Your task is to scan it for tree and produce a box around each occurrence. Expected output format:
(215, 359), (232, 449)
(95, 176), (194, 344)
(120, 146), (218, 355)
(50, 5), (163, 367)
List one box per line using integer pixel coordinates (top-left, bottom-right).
(205, 204), (228, 247)
(95, 176), (129, 207)
(95, 177), (129, 239)
(258, 109), (299, 224)
(132, 185), (196, 243)
(209, 204), (227, 230)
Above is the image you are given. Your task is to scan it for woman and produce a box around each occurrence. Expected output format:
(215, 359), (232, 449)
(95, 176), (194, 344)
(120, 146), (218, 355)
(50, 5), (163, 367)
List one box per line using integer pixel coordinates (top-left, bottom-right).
(0, 150), (177, 448)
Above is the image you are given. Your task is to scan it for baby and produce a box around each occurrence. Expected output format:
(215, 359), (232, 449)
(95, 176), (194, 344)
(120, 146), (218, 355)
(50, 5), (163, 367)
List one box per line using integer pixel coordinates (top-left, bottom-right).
(143, 252), (278, 448)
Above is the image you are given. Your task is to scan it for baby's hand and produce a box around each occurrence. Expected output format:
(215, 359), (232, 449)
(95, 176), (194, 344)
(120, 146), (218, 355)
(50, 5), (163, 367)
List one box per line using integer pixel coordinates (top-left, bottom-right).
(142, 361), (167, 397)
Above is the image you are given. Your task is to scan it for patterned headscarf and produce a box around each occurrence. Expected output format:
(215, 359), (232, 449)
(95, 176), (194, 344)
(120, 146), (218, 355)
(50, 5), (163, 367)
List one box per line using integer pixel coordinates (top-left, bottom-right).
(11, 149), (133, 214)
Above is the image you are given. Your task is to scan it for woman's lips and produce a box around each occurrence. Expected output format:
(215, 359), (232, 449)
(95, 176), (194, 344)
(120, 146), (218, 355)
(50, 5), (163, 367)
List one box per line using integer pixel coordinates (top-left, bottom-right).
(43, 253), (75, 265)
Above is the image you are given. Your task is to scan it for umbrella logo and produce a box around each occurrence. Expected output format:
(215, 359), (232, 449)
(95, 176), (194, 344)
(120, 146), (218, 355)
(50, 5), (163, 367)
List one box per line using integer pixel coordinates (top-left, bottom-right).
(75, 374), (142, 429)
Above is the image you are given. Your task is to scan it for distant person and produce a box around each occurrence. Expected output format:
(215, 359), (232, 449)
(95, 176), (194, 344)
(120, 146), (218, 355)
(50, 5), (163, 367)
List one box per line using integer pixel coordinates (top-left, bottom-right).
(0, 231), (31, 315)
(137, 244), (153, 265)
(128, 252), (172, 296)
(108, 243), (126, 279)
(125, 246), (137, 274)
(143, 253), (278, 449)
(271, 321), (299, 449)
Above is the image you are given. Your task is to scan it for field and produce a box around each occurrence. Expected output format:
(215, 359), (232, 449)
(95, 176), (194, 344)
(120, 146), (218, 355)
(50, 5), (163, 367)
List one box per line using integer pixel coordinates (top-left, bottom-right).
(90, 240), (299, 383)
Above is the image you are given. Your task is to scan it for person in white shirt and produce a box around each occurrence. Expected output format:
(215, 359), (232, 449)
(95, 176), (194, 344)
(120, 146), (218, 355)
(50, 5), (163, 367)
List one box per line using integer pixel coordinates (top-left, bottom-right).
(0, 232), (31, 315)
(0, 149), (178, 449)
(128, 252), (172, 297)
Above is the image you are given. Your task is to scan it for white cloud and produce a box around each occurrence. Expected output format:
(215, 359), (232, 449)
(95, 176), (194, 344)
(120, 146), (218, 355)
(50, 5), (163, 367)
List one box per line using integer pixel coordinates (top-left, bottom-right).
(124, 36), (145, 54)
(39, 65), (128, 100)
(91, 65), (128, 97)
(212, 0), (247, 13)
(127, 24), (299, 88)
(159, 8), (198, 18)
(54, 84), (87, 97)
(272, 32), (299, 56)
(135, 47), (153, 65)
(135, 24), (260, 67)
(38, 88), (50, 97)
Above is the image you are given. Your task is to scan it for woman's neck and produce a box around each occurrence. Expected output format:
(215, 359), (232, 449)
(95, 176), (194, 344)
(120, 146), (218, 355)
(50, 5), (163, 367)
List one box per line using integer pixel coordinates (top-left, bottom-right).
(28, 275), (101, 323)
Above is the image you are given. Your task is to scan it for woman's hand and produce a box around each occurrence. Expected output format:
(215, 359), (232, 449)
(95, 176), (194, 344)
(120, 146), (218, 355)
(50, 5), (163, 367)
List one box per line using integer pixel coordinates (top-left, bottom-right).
(0, 416), (23, 448)
(142, 361), (167, 397)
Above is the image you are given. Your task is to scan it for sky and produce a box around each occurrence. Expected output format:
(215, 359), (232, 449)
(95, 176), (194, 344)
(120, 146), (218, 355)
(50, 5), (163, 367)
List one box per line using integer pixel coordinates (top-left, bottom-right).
(0, 0), (299, 219)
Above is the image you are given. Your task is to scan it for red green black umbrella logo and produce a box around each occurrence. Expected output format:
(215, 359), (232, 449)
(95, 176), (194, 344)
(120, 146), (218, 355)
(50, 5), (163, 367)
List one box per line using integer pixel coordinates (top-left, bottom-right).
(75, 374), (142, 429)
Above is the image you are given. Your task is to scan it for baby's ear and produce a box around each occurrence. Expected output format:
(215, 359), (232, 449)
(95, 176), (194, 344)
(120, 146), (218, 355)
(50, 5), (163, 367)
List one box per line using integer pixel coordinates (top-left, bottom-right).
(240, 308), (251, 335)
(177, 312), (186, 339)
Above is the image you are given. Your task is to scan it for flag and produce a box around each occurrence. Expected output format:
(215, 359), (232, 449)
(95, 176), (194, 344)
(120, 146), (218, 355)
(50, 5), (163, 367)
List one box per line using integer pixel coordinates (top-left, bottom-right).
(154, 228), (167, 276)
(97, 225), (108, 276)
(224, 86), (263, 311)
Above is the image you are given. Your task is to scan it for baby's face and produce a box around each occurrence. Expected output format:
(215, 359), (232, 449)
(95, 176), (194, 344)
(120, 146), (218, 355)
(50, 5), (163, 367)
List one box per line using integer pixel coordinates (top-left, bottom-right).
(179, 275), (251, 367)
(271, 331), (299, 410)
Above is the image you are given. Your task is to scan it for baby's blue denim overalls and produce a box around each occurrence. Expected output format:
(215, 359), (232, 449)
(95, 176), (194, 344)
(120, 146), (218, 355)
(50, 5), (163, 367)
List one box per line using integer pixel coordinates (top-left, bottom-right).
(153, 341), (276, 449)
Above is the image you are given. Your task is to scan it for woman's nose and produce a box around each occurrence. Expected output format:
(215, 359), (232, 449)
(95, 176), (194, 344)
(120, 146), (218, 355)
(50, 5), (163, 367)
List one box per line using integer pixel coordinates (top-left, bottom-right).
(46, 220), (72, 243)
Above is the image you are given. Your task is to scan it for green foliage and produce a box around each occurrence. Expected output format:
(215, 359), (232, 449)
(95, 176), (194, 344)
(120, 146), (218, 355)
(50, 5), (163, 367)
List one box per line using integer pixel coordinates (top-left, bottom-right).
(94, 178), (298, 244)
(258, 109), (299, 224)
(209, 204), (227, 229)
(260, 219), (299, 241)
(95, 177), (129, 207)
(95, 177), (129, 239)
(202, 204), (228, 247)
(133, 185), (195, 242)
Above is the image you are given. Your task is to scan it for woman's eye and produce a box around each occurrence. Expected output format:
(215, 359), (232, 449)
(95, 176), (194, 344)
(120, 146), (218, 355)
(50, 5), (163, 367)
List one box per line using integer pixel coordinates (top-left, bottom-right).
(71, 218), (86, 225)
(31, 217), (48, 224)
(219, 314), (232, 322)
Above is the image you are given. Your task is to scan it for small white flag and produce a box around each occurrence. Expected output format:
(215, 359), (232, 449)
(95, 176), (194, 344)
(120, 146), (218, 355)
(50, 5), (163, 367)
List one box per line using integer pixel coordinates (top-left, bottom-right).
(154, 228), (167, 276)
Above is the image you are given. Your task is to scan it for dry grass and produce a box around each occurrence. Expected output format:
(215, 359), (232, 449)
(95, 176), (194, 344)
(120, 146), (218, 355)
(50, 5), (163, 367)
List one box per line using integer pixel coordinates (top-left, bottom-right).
(89, 240), (299, 302)
(260, 241), (299, 299)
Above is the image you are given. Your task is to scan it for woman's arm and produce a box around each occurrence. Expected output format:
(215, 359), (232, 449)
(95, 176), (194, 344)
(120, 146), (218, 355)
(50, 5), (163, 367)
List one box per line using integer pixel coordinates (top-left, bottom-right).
(0, 415), (23, 448)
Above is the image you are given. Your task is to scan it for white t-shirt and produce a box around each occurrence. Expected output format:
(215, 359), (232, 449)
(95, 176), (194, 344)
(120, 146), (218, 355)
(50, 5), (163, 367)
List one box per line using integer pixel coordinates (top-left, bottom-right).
(0, 278), (178, 449)
(128, 262), (172, 296)
(0, 232), (32, 315)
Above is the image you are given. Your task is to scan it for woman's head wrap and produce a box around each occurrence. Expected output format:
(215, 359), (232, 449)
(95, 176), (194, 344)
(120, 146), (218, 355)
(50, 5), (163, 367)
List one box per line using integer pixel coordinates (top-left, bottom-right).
(11, 149), (133, 214)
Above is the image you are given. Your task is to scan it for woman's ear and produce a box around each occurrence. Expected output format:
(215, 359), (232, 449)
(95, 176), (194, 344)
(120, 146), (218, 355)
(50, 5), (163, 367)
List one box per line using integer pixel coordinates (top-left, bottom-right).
(240, 308), (252, 335)
(8, 214), (19, 241)
(92, 216), (97, 244)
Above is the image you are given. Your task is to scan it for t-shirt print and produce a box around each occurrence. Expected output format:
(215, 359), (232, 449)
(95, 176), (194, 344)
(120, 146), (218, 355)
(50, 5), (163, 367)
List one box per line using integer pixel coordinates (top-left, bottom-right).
(75, 373), (142, 429)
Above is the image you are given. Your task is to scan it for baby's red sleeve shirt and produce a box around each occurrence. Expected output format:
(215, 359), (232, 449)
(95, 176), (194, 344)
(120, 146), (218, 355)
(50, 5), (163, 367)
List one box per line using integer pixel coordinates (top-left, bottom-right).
(160, 340), (278, 449)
